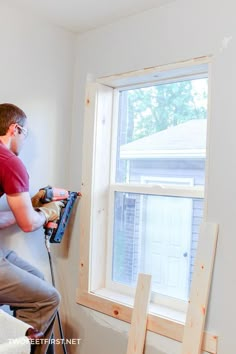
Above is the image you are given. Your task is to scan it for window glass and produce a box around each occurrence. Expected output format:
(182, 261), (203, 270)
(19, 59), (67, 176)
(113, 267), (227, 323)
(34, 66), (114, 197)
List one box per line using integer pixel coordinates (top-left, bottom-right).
(112, 192), (204, 300)
(111, 76), (208, 302)
(116, 79), (208, 186)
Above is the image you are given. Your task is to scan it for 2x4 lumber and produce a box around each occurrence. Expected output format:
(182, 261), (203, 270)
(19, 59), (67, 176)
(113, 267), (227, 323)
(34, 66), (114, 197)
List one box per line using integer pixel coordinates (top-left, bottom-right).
(126, 273), (152, 354)
(181, 222), (218, 354)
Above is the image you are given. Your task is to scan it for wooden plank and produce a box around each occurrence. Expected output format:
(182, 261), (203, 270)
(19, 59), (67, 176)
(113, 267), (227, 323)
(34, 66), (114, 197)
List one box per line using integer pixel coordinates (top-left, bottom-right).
(78, 82), (98, 293)
(89, 83), (113, 291)
(181, 222), (218, 354)
(126, 273), (152, 354)
(78, 82), (113, 292)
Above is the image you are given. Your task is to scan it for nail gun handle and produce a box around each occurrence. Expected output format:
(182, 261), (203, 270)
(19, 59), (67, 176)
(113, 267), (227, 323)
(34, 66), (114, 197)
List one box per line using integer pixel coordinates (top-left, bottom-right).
(40, 186), (69, 203)
(45, 221), (58, 231)
(44, 221), (58, 252)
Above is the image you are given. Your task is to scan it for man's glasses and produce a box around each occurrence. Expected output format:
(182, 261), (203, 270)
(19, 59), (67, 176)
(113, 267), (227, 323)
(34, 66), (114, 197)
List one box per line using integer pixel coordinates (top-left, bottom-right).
(16, 124), (28, 137)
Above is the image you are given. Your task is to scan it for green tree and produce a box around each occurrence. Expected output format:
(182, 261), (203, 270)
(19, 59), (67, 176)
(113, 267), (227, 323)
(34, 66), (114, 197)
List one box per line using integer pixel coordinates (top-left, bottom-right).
(126, 79), (207, 142)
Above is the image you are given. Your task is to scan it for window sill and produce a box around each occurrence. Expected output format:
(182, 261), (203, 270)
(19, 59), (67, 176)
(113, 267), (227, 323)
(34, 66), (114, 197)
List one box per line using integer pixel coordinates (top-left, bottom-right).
(94, 288), (186, 322)
(76, 287), (217, 354)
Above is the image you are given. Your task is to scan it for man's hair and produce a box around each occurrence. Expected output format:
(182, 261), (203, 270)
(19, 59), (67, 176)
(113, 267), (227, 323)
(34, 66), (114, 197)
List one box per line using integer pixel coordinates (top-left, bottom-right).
(0, 103), (27, 135)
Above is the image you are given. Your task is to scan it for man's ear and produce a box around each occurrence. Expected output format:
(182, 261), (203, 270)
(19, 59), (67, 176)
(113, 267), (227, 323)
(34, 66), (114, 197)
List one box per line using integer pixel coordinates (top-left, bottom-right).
(8, 123), (18, 136)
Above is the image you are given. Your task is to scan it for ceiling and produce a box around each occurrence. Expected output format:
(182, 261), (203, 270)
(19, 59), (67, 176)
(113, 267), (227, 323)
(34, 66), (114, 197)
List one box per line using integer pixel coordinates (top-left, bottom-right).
(6, 0), (173, 33)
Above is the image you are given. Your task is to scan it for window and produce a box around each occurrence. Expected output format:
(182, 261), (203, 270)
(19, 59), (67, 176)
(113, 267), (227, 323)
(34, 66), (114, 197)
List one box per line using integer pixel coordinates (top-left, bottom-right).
(108, 78), (207, 306)
(77, 58), (215, 352)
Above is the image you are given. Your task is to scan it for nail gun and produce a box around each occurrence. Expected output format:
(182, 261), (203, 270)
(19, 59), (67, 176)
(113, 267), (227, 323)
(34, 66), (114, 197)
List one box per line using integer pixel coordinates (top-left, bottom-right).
(39, 185), (81, 244)
(38, 185), (81, 354)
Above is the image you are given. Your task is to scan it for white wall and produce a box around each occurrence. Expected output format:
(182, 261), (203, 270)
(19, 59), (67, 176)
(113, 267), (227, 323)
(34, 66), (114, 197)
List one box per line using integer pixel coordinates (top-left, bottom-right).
(70, 0), (236, 353)
(0, 2), (77, 346)
(0, 0), (235, 353)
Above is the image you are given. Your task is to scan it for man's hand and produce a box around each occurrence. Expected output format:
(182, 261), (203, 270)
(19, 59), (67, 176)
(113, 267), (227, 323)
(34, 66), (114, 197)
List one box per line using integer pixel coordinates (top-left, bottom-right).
(31, 190), (45, 208)
(37, 201), (64, 223)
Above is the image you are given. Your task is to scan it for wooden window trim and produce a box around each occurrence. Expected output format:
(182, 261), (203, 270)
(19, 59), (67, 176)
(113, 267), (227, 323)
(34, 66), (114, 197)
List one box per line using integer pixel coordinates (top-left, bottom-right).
(77, 59), (218, 353)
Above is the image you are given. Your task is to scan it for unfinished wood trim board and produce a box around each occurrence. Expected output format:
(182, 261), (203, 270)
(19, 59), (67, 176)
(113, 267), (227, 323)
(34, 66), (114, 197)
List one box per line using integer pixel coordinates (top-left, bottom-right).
(181, 222), (219, 354)
(126, 273), (151, 354)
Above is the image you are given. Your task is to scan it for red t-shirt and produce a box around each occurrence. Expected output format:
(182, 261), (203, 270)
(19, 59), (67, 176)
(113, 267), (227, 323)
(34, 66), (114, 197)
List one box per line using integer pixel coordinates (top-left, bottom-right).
(0, 141), (29, 197)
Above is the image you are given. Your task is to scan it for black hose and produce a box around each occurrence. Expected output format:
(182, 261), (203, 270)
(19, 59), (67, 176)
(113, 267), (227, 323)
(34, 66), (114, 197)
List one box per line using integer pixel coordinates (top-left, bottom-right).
(47, 248), (68, 354)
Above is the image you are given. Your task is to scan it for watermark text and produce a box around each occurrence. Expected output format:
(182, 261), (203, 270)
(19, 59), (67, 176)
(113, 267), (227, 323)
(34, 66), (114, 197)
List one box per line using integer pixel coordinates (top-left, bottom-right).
(8, 338), (81, 345)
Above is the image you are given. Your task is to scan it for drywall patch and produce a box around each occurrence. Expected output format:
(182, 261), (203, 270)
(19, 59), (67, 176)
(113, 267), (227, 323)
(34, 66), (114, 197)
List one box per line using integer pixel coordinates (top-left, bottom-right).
(220, 36), (233, 51)
(89, 308), (129, 335)
(82, 307), (181, 353)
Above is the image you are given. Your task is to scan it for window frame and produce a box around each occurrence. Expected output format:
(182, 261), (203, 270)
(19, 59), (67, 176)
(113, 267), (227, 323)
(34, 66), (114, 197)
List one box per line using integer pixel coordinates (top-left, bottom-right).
(77, 57), (217, 353)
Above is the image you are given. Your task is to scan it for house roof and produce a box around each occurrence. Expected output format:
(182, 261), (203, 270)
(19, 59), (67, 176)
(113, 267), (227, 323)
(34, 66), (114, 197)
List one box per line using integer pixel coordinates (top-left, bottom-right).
(120, 119), (207, 159)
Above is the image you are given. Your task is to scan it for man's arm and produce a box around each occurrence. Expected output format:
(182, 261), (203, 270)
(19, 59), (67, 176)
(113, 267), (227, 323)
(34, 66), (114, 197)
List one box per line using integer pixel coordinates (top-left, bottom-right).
(0, 210), (16, 229)
(6, 192), (46, 232)
(6, 192), (63, 233)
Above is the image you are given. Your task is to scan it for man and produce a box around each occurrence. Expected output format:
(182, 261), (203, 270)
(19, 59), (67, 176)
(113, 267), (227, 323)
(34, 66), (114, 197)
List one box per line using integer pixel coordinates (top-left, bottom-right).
(0, 103), (63, 354)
